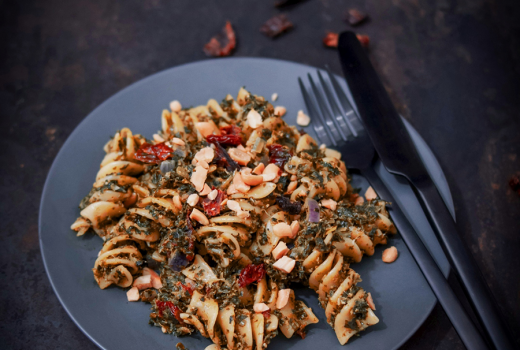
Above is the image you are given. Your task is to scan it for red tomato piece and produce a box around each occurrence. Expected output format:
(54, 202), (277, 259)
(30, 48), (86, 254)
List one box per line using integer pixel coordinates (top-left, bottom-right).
(134, 142), (173, 164)
(238, 264), (266, 288)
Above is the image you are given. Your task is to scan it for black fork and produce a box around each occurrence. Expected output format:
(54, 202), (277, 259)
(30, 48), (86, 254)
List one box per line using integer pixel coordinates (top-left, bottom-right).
(298, 69), (488, 350)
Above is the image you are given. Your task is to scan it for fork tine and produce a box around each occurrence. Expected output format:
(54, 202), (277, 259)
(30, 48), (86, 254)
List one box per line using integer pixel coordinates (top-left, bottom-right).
(316, 70), (350, 141)
(307, 74), (342, 144)
(298, 78), (333, 146)
(299, 77), (337, 146)
(325, 67), (360, 137)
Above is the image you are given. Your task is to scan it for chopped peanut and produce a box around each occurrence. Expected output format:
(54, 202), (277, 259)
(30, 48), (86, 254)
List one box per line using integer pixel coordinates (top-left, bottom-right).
(253, 303), (270, 313)
(143, 268), (163, 289)
(153, 134), (165, 142)
(187, 194), (199, 207)
(228, 148), (251, 166)
(247, 109), (263, 129)
(241, 168), (263, 186)
(382, 246), (398, 263)
(262, 164), (280, 182)
(273, 222), (293, 238)
(127, 287), (140, 302)
(133, 275), (153, 290)
(296, 110), (310, 126)
(321, 198), (337, 210)
(273, 256), (296, 273)
(365, 186), (377, 201)
(285, 181), (298, 194)
(274, 106), (286, 117)
(171, 137), (185, 146)
(290, 221), (300, 238)
(227, 200), (250, 219)
(276, 289), (291, 309)
(271, 93), (278, 101)
(190, 165), (208, 192)
(231, 172), (250, 193)
(170, 100), (182, 112)
(199, 183), (211, 196)
(207, 189), (218, 201)
(355, 196), (364, 206)
(272, 241), (289, 260)
(253, 163), (265, 175)
(194, 147), (215, 164)
(195, 121), (220, 138)
(190, 208), (209, 225)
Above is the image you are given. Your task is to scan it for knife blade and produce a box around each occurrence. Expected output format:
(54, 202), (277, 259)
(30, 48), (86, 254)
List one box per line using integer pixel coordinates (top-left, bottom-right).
(337, 31), (515, 350)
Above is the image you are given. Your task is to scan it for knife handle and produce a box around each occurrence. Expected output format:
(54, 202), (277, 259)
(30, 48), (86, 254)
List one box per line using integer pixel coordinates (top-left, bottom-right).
(361, 166), (489, 350)
(413, 180), (516, 350)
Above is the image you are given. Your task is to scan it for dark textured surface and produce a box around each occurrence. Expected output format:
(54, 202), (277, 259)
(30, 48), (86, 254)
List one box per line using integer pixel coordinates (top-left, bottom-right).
(0, 0), (519, 349)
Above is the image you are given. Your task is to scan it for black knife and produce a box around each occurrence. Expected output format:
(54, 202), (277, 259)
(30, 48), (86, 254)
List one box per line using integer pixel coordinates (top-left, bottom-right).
(337, 31), (515, 350)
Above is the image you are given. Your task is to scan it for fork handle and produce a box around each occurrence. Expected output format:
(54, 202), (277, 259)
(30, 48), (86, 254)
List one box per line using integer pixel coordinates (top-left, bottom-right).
(360, 166), (489, 350)
(412, 179), (516, 350)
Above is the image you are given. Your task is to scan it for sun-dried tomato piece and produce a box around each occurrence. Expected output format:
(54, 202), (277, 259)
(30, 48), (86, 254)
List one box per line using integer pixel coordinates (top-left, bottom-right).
(268, 144), (292, 168)
(323, 32), (339, 48)
(211, 141), (241, 172)
(260, 14), (294, 38)
(202, 189), (226, 217)
(134, 142), (173, 164)
(276, 196), (302, 215)
(238, 264), (266, 288)
(345, 9), (368, 26)
(206, 134), (243, 147)
(156, 301), (184, 324)
(203, 21), (236, 57)
(356, 34), (370, 48)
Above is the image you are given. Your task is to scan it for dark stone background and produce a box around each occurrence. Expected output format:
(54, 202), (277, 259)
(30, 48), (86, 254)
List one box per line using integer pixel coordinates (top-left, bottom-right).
(1, 0), (519, 349)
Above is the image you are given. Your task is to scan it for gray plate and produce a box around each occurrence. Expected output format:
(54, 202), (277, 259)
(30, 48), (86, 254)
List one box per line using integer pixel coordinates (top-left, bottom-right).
(39, 57), (453, 350)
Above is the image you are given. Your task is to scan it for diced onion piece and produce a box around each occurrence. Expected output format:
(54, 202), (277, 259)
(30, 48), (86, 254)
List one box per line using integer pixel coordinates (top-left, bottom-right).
(307, 199), (320, 223)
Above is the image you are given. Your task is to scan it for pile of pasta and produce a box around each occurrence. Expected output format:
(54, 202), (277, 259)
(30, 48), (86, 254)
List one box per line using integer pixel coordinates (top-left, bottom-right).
(71, 88), (396, 349)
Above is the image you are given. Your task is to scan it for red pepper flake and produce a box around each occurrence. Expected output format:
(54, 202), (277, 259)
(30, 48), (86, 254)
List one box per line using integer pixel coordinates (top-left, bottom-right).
(322, 32), (370, 48)
(177, 282), (194, 296)
(156, 301), (184, 324)
(268, 144), (292, 168)
(262, 309), (271, 319)
(203, 21), (236, 57)
(202, 189), (226, 217)
(509, 175), (520, 195)
(134, 142), (173, 164)
(345, 9), (368, 26)
(238, 264), (266, 288)
(206, 134), (243, 147)
(260, 14), (294, 38)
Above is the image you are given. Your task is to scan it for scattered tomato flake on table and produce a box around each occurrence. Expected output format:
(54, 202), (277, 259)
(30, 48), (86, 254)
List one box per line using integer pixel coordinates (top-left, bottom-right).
(322, 32), (370, 48)
(203, 21), (236, 57)
(260, 14), (294, 38)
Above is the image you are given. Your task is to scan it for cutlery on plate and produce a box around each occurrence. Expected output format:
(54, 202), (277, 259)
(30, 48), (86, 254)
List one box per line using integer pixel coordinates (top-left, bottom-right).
(298, 69), (488, 350)
(336, 30), (515, 350)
